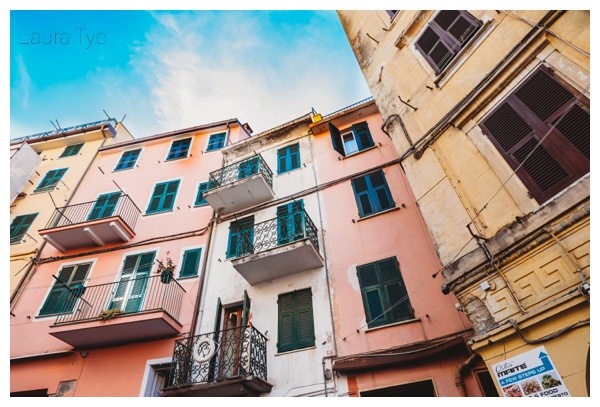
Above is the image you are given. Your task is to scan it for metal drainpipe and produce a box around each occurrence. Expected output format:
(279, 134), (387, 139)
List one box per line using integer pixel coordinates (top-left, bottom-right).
(308, 128), (338, 397)
(10, 125), (110, 310)
(455, 353), (478, 396)
(193, 123), (230, 333)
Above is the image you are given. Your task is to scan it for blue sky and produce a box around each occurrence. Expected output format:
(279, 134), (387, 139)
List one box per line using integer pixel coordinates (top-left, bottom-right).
(9, 9), (372, 139)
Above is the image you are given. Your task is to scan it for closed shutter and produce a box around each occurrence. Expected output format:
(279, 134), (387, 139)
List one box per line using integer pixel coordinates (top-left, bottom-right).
(162, 181), (179, 210)
(195, 182), (209, 205)
(148, 184), (165, 213)
(352, 122), (374, 150)
(277, 147), (288, 173)
(480, 66), (589, 203)
(352, 176), (373, 216)
(10, 213), (38, 243)
(116, 149), (141, 170)
(147, 181), (179, 213)
(369, 170), (394, 211)
(36, 168), (67, 192)
(295, 289), (315, 349)
(238, 157), (259, 179)
(357, 263), (387, 327)
(109, 255), (138, 310)
(40, 263), (91, 316)
(180, 248), (201, 277)
(278, 293), (295, 352)
(378, 258), (412, 321)
(88, 193), (121, 220)
(277, 200), (304, 245)
(60, 144), (83, 158)
(124, 252), (154, 312)
(241, 290), (251, 327)
(328, 122), (346, 156)
(289, 143), (300, 169)
(227, 217), (254, 258)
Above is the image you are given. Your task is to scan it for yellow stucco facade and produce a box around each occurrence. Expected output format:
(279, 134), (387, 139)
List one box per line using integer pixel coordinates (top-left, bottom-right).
(338, 10), (590, 396)
(10, 121), (134, 303)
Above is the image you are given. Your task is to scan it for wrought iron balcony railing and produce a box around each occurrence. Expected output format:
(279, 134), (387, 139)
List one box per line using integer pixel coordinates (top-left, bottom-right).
(53, 274), (186, 325)
(229, 210), (319, 259)
(44, 193), (141, 230)
(167, 325), (268, 388)
(207, 154), (273, 191)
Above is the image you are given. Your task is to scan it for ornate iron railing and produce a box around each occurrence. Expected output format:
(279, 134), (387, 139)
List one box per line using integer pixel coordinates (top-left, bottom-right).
(53, 274), (186, 325)
(167, 325), (268, 388)
(44, 193), (141, 231)
(207, 154), (273, 191)
(230, 210), (319, 259)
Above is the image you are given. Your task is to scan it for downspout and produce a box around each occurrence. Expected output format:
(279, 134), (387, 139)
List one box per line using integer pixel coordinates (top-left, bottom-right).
(308, 127), (338, 397)
(10, 125), (110, 310)
(194, 122), (230, 333)
(455, 352), (478, 396)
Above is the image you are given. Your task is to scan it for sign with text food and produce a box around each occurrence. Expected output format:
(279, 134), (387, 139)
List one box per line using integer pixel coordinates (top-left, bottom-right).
(491, 346), (571, 397)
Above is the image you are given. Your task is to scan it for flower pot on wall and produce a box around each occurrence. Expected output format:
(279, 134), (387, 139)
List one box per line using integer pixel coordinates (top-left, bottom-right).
(161, 270), (173, 284)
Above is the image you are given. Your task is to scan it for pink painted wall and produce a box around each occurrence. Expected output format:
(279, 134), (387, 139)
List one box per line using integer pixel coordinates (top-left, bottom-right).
(10, 123), (249, 395)
(312, 104), (478, 395)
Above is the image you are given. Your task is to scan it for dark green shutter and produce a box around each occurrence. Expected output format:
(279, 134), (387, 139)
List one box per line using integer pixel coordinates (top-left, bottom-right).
(378, 258), (413, 321)
(40, 263), (91, 316)
(295, 289), (315, 348)
(180, 248), (201, 277)
(357, 263), (387, 327)
(278, 293), (295, 352)
(277, 200), (304, 245)
(227, 217), (254, 258)
(195, 182), (210, 205)
(147, 180), (179, 213)
(241, 290), (250, 327)
(110, 252), (154, 312)
(60, 143), (83, 158)
(35, 168), (67, 192)
(329, 122), (345, 156)
(10, 213), (38, 243)
(352, 122), (374, 150)
(88, 193), (121, 220)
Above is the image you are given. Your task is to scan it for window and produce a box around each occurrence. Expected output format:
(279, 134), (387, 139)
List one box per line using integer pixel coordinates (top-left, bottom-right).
(10, 213), (38, 244)
(146, 180), (180, 214)
(328, 121), (374, 157)
(238, 156), (259, 179)
(195, 182), (210, 206)
(180, 248), (202, 278)
(39, 262), (92, 316)
(278, 288), (315, 353)
(109, 252), (155, 312)
(226, 216), (254, 259)
(351, 170), (395, 217)
(206, 132), (226, 151)
(88, 192), (121, 220)
(115, 149), (141, 171)
(34, 168), (67, 192)
(386, 10), (398, 18)
(479, 66), (589, 204)
(277, 143), (301, 174)
(357, 257), (413, 328)
(415, 10), (482, 74)
(59, 143), (83, 158)
(166, 138), (192, 161)
(277, 200), (304, 245)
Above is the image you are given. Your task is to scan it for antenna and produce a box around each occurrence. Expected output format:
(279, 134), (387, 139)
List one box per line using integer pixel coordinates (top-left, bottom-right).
(103, 110), (111, 120)
(50, 120), (59, 131)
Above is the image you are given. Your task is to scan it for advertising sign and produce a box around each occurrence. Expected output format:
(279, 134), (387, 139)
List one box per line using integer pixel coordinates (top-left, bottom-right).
(491, 346), (571, 397)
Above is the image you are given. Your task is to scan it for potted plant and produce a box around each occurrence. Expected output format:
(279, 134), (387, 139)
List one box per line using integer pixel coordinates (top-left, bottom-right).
(99, 308), (124, 321)
(156, 252), (176, 284)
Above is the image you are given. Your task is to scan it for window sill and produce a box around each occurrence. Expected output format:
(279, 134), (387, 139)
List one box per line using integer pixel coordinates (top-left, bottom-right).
(341, 145), (378, 160)
(176, 275), (198, 281)
(31, 189), (57, 195)
(204, 148), (223, 153)
(275, 345), (316, 356)
(365, 318), (421, 333)
(113, 167), (135, 173)
(356, 206), (400, 222)
(164, 156), (189, 163)
(193, 203), (209, 208)
(143, 209), (174, 217)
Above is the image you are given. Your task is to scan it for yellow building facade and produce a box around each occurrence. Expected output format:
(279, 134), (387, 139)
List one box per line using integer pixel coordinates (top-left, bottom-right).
(338, 10), (590, 396)
(10, 120), (134, 304)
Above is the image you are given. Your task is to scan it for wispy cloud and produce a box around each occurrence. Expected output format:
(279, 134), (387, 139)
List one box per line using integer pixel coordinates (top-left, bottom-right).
(15, 54), (31, 108)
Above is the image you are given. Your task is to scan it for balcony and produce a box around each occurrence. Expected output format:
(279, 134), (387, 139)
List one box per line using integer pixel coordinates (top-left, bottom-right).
(162, 326), (272, 397)
(230, 210), (324, 285)
(39, 193), (141, 252)
(204, 155), (274, 215)
(49, 275), (185, 348)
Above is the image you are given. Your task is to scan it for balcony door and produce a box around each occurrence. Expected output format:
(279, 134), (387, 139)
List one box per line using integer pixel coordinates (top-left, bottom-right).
(277, 200), (305, 245)
(88, 192), (121, 220)
(109, 251), (155, 313)
(237, 156), (259, 180)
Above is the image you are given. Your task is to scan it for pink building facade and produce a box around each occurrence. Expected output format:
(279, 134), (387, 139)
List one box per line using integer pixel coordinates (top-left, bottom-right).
(10, 120), (250, 396)
(310, 100), (489, 396)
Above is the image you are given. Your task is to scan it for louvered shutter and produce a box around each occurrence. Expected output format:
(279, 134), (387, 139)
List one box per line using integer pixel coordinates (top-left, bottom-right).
(180, 248), (201, 277)
(109, 255), (138, 310)
(277, 200), (304, 245)
(352, 122), (374, 150)
(10, 213), (38, 243)
(295, 289), (315, 348)
(226, 222), (240, 258)
(289, 143), (300, 169)
(329, 122), (345, 156)
(352, 176), (373, 216)
(277, 147), (287, 173)
(416, 26), (453, 74)
(278, 293), (295, 352)
(241, 290), (251, 327)
(227, 217), (254, 258)
(378, 258), (413, 321)
(40, 266), (75, 315)
(148, 184), (165, 213)
(124, 252), (154, 312)
(162, 181), (179, 210)
(357, 263), (387, 327)
(369, 170), (394, 211)
(480, 66), (589, 203)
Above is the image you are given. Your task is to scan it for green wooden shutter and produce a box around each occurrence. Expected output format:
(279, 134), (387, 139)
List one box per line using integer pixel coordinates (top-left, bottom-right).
(10, 213), (38, 243)
(352, 122), (374, 150)
(378, 258), (413, 322)
(328, 122), (345, 156)
(195, 182), (210, 205)
(35, 168), (67, 192)
(278, 292), (295, 352)
(124, 252), (155, 312)
(357, 263), (387, 327)
(277, 200), (304, 245)
(180, 248), (201, 277)
(109, 255), (139, 310)
(40, 263), (91, 316)
(295, 289), (315, 348)
(162, 181), (179, 210)
(241, 290), (250, 327)
(369, 170), (394, 212)
(226, 221), (240, 259)
(88, 193), (121, 220)
(59, 143), (83, 158)
(352, 176), (373, 216)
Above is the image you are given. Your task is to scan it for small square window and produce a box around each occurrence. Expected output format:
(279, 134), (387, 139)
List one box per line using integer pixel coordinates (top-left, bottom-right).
(206, 132), (226, 151)
(180, 248), (202, 278)
(166, 138), (192, 161)
(115, 149), (141, 171)
(34, 168), (68, 192)
(147, 180), (180, 214)
(10, 213), (38, 244)
(351, 170), (395, 217)
(328, 121), (374, 157)
(277, 143), (301, 174)
(59, 144), (83, 158)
